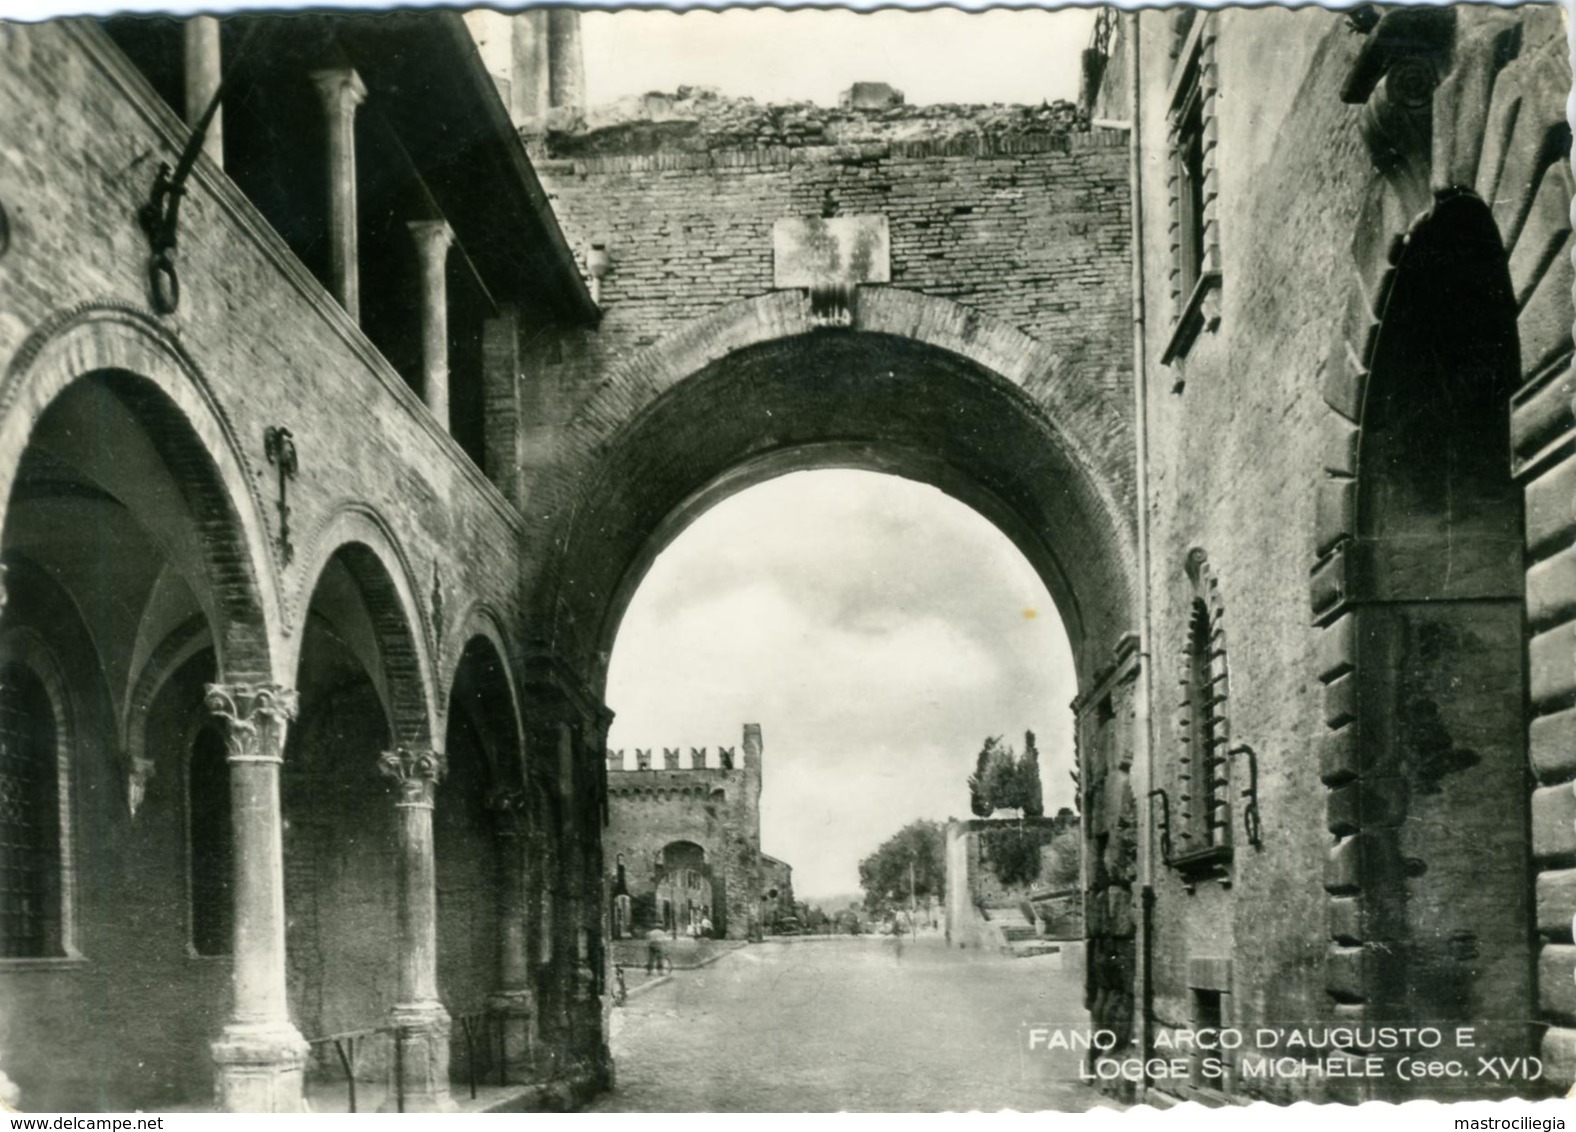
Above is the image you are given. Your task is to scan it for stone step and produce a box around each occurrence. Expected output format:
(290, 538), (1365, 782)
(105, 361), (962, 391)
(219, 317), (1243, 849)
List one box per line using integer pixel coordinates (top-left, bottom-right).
(981, 905), (1033, 924)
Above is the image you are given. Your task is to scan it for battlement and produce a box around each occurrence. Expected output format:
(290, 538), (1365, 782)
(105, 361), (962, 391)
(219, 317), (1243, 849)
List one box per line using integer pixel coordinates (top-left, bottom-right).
(607, 746), (738, 772)
(607, 723), (763, 774)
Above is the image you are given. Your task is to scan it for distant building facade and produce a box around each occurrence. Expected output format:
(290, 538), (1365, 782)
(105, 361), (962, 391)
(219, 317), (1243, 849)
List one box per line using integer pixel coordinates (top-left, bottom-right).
(760, 854), (796, 931)
(604, 724), (789, 941)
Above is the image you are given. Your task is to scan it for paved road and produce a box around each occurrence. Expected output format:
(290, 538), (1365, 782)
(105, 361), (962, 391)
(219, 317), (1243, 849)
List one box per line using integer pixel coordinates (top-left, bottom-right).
(590, 935), (1112, 1112)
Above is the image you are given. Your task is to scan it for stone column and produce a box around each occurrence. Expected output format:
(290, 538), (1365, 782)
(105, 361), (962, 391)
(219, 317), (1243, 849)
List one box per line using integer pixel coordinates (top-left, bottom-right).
(204, 684), (309, 1113)
(378, 748), (456, 1112)
(509, 11), (551, 131)
(545, 10), (584, 113)
(407, 219), (455, 431)
(183, 17), (223, 167)
(309, 68), (367, 321)
(488, 790), (537, 1082)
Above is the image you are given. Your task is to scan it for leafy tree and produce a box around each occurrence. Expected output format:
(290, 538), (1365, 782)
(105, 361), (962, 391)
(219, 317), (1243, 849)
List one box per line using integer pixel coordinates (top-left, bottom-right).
(970, 735), (1021, 815)
(983, 825), (1044, 887)
(858, 819), (946, 914)
(1020, 730), (1045, 817)
(968, 732), (1048, 816)
(985, 744), (1019, 811)
(968, 737), (1001, 817)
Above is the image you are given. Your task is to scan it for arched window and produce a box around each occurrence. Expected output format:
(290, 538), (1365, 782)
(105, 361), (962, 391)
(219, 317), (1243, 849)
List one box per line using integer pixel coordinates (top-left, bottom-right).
(188, 722), (232, 956)
(1174, 549), (1231, 878)
(0, 664), (62, 958)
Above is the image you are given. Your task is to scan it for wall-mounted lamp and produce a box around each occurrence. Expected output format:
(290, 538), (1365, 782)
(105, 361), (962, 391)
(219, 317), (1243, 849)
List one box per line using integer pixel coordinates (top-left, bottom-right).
(263, 426), (298, 564)
(586, 243), (611, 305)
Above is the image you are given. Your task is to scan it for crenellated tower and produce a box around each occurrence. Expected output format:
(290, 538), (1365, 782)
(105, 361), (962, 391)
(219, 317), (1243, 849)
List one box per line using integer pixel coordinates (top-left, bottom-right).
(602, 723), (778, 941)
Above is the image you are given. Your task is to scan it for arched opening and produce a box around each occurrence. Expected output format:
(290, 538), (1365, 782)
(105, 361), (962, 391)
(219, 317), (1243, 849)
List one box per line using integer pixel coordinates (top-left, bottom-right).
(0, 367), (268, 1111)
(435, 634), (522, 1087)
(655, 841), (711, 938)
(534, 328), (1134, 693)
(537, 325), (1119, 1105)
(285, 544), (427, 1099)
(596, 459), (1086, 1107)
(1353, 193), (1528, 1045)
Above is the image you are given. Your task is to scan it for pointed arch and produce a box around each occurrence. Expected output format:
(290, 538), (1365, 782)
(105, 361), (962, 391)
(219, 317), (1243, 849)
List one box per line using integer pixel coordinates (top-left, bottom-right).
(292, 505), (436, 750)
(0, 304), (279, 685)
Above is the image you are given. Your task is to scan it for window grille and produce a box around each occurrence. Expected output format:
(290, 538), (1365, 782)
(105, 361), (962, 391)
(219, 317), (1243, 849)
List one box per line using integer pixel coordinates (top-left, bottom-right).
(1173, 553), (1232, 882)
(0, 665), (59, 958)
(1181, 599), (1230, 853)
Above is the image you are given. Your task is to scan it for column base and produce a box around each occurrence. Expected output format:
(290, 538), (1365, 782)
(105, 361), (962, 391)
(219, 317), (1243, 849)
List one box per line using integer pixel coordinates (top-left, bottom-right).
(488, 990), (537, 1084)
(381, 1004), (457, 1112)
(211, 1022), (309, 1113)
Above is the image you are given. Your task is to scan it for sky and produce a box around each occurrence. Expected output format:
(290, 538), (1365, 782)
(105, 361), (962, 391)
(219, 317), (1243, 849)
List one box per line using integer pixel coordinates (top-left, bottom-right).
(581, 7), (1096, 107)
(604, 470), (1077, 901)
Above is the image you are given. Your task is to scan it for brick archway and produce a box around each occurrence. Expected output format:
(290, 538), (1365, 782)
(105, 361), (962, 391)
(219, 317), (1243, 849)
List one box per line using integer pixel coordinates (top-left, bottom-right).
(445, 626), (524, 790)
(441, 603), (521, 750)
(529, 287), (1136, 694)
(0, 304), (279, 685)
(293, 509), (437, 751)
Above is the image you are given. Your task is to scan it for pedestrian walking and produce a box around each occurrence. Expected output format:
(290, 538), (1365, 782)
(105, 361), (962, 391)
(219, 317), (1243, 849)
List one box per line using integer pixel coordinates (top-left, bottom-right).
(645, 926), (667, 974)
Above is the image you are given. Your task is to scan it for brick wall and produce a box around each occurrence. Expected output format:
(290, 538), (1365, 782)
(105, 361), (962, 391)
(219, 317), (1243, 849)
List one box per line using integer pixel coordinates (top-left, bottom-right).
(1111, 4), (1575, 1103)
(523, 125), (1137, 681)
(542, 132), (1130, 371)
(0, 21), (527, 700)
(0, 20), (549, 1108)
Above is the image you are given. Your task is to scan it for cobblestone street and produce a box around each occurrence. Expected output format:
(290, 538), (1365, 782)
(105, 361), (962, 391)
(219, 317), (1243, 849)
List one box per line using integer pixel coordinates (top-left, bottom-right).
(590, 936), (1112, 1111)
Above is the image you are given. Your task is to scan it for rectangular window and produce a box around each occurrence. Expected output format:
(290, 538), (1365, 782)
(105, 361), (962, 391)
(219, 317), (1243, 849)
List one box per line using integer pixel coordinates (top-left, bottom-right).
(1161, 14), (1223, 370)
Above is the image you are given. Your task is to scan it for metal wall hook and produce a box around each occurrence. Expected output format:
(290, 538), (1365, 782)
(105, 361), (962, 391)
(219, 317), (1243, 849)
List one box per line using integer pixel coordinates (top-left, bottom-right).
(136, 25), (256, 314)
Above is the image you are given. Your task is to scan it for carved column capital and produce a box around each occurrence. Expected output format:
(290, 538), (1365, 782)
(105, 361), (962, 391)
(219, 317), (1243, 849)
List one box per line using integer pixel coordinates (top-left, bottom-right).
(380, 747), (446, 807)
(407, 218), (454, 264)
(309, 67), (367, 116)
(205, 683), (299, 765)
